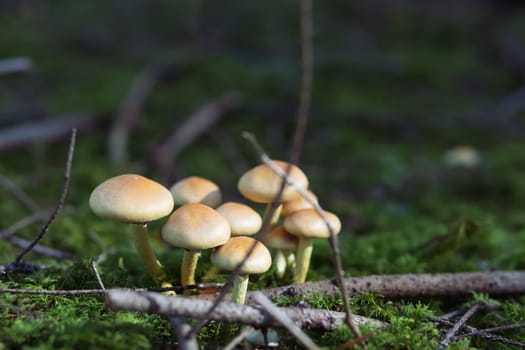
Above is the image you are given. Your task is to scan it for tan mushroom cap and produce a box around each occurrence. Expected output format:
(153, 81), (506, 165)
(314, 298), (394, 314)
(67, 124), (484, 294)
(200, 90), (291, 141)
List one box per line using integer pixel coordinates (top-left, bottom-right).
(237, 161), (309, 203)
(161, 203), (230, 250)
(89, 174), (174, 224)
(211, 237), (272, 274)
(261, 226), (298, 251)
(284, 208), (341, 239)
(281, 190), (318, 217)
(216, 202), (262, 236)
(169, 176), (222, 208)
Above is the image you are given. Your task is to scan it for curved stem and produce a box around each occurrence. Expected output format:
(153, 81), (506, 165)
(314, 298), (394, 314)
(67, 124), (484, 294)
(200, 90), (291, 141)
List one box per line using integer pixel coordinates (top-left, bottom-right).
(181, 250), (201, 286)
(134, 224), (171, 288)
(294, 237), (313, 284)
(232, 274), (249, 304)
(285, 250), (296, 272)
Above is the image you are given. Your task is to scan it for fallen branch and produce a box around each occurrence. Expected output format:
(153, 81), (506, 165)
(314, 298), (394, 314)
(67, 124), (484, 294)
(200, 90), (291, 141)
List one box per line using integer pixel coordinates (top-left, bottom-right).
(105, 289), (383, 331)
(243, 271), (525, 302)
(0, 113), (100, 151)
(151, 91), (242, 181)
(5, 236), (75, 261)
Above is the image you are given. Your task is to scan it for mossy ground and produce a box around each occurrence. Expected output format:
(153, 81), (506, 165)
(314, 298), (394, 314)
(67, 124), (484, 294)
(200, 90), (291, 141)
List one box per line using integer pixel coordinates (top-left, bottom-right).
(2, 2), (525, 349)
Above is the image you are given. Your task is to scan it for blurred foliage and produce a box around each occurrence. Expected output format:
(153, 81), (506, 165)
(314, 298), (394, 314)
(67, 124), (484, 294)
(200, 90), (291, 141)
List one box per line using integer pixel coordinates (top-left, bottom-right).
(2, 0), (525, 348)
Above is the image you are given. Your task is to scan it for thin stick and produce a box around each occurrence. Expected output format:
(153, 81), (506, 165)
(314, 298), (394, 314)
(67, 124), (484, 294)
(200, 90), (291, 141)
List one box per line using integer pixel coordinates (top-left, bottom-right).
(90, 259), (106, 290)
(289, 0), (313, 164)
(222, 327), (256, 350)
(438, 302), (482, 349)
(243, 132), (362, 338)
(0, 174), (40, 212)
(13, 129), (76, 265)
(6, 236), (75, 260)
(0, 211), (48, 239)
(105, 289), (383, 331)
(453, 323), (525, 340)
(252, 291), (321, 350)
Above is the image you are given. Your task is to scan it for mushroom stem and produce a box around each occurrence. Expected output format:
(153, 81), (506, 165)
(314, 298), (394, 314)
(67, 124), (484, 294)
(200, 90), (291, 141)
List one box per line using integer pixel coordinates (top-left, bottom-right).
(294, 237), (314, 284)
(285, 250), (296, 271)
(274, 250), (287, 279)
(181, 250), (201, 287)
(232, 274), (250, 304)
(263, 203), (282, 228)
(134, 224), (171, 287)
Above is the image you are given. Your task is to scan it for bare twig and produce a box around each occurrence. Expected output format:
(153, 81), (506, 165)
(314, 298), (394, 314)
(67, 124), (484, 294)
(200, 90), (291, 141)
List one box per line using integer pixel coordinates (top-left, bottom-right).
(0, 56), (32, 76)
(5, 236), (75, 260)
(453, 323), (525, 341)
(151, 91), (242, 181)
(243, 132), (362, 338)
(0, 211), (48, 239)
(222, 326), (257, 350)
(170, 317), (199, 350)
(0, 113), (99, 152)
(90, 259), (106, 290)
(105, 289), (383, 331)
(13, 129), (76, 265)
(0, 175), (40, 212)
(438, 302), (483, 349)
(431, 317), (525, 348)
(252, 291), (320, 350)
(108, 66), (164, 166)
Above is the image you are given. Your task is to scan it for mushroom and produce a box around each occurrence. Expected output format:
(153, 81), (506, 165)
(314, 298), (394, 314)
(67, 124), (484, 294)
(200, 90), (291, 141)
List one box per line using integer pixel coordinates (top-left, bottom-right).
(211, 236), (272, 304)
(89, 174), (174, 288)
(281, 190), (318, 217)
(169, 176), (222, 208)
(283, 208), (341, 284)
(237, 161), (308, 226)
(215, 202), (262, 236)
(261, 226), (298, 279)
(161, 203), (230, 287)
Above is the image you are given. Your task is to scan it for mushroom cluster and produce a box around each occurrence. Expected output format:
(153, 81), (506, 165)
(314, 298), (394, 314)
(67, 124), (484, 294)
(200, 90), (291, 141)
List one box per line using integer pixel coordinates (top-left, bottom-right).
(89, 161), (340, 301)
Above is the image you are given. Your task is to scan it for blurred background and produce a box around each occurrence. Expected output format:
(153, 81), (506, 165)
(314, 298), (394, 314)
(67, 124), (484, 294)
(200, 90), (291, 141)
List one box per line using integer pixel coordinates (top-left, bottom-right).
(2, 0), (525, 270)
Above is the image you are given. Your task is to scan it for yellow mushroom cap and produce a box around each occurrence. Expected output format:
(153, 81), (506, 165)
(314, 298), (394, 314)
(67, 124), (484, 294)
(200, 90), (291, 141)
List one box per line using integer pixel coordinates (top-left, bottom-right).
(161, 203), (230, 250)
(284, 208), (341, 239)
(261, 226), (298, 251)
(237, 161), (309, 203)
(89, 174), (174, 224)
(281, 190), (318, 217)
(169, 176), (222, 207)
(211, 237), (272, 274)
(216, 202), (262, 236)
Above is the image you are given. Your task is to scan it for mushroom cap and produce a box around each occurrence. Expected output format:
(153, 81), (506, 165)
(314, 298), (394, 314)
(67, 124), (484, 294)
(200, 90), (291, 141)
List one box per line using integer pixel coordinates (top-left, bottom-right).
(161, 203), (230, 250)
(169, 176), (222, 208)
(284, 208), (341, 239)
(211, 236), (272, 274)
(281, 190), (318, 217)
(237, 161), (309, 203)
(89, 174), (174, 224)
(215, 202), (262, 236)
(261, 226), (298, 251)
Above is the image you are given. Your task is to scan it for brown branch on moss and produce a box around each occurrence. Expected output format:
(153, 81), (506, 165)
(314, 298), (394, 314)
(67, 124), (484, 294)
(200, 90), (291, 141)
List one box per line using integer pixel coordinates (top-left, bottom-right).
(242, 271), (525, 302)
(105, 289), (384, 331)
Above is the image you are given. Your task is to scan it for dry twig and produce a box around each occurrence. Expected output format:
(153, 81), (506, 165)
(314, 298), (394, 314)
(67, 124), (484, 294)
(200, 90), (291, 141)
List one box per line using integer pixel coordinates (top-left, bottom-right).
(90, 259), (106, 291)
(13, 129), (76, 265)
(0, 175), (40, 212)
(105, 289), (383, 331)
(438, 302), (483, 349)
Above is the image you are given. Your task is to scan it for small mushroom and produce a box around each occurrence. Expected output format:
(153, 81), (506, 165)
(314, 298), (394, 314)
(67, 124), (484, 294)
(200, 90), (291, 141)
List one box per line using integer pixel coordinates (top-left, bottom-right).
(284, 208), (341, 284)
(89, 174), (174, 288)
(169, 176), (222, 208)
(238, 161), (308, 226)
(216, 202), (262, 236)
(211, 236), (272, 304)
(162, 203), (230, 286)
(261, 226), (298, 279)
